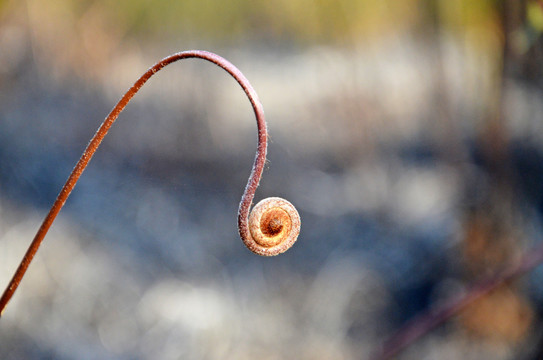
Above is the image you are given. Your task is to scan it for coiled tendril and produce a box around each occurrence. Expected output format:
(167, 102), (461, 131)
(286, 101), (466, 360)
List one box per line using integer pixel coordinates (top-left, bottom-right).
(0, 50), (300, 317)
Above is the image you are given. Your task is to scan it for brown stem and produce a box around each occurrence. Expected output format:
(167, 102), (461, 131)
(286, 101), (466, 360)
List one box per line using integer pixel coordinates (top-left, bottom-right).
(371, 242), (543, 360)
(0, 50), (276, 317)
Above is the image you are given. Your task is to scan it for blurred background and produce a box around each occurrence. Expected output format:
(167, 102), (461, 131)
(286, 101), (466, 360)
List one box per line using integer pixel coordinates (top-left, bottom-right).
(1, 0), (543, 359)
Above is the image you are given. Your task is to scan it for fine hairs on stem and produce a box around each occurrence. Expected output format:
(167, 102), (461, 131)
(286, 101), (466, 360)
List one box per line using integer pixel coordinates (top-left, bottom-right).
(0, 50), (301, 317)
(2, 49), (542, 360)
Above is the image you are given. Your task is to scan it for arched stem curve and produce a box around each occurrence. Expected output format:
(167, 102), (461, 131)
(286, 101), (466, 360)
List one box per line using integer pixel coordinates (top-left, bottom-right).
(0, 50), (270, 316)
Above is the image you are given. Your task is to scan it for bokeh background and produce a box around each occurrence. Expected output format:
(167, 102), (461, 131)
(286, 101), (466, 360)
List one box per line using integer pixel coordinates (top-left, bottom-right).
(2, 0), (543, 359)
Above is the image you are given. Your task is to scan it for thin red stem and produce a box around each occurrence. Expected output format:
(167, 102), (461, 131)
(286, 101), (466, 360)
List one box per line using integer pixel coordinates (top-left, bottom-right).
(0, 50), (268, 316)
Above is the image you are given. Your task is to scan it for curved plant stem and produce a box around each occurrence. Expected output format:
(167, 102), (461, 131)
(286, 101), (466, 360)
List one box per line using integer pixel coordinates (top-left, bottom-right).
(0, 50), (270, 316)
(371, 241), (543, 360)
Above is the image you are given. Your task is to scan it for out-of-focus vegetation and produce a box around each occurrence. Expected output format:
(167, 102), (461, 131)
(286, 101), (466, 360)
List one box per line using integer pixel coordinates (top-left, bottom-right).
(38, 0), (422, 42)
(0, 0), (506, 44)
(2, 0), (543, 359)
(0, 0), (516, 92)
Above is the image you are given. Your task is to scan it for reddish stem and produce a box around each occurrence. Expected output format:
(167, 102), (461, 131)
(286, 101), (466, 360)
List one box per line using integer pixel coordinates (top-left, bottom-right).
(372, 242), (543, 359)
(0, 50), (268, 316)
